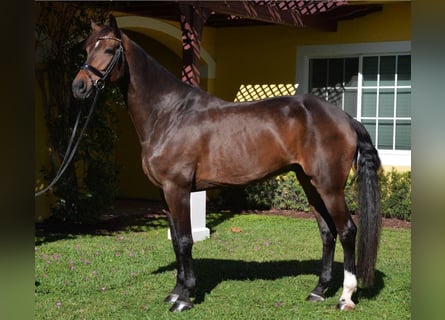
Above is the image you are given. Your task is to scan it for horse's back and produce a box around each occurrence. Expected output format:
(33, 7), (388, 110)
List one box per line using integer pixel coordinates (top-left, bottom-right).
(189, 93), (356, 188)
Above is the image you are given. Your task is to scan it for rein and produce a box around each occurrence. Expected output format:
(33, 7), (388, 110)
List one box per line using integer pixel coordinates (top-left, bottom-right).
(35, 89), (101, 197)
(35, 36), (123, 197)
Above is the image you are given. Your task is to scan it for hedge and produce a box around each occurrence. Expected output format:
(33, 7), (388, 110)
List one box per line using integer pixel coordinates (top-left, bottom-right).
(218, 168), (411, 221)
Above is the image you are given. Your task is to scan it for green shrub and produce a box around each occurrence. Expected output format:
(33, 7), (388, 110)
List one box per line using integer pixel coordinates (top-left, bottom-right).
(379, 169), (411, 221)
(344, 173), (359, 213)
(245, 172), (309, 211)
(221, 168), (411, 221)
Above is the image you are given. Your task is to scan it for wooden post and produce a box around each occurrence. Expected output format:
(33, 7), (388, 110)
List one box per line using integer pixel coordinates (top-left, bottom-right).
(179, 3), (211, 86)
(168, 191), (209, 242)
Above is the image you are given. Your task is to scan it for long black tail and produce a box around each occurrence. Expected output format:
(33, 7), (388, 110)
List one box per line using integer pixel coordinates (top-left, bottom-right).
(350, 118), (382, 287)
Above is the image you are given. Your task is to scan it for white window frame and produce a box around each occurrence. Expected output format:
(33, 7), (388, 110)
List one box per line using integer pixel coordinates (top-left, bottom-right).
(296, 41), (411, 168)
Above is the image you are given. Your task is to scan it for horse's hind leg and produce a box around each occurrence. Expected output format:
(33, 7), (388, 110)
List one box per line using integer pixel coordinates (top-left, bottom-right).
(295, 167), (337, 301)
(295, 165), (358, 310)
(161, 182), (196, 312)
(318, 188), (357, 310)
(319, 190), (357, 310)
(309, 212), (337, 301)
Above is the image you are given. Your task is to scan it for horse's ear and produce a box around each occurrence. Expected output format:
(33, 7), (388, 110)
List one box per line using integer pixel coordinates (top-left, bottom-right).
(91, 20), (101, 33)
(109, 15), (121, 38)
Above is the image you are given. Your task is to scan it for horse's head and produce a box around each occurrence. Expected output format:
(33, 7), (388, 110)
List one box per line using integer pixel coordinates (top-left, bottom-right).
(72, 15), (125, 100)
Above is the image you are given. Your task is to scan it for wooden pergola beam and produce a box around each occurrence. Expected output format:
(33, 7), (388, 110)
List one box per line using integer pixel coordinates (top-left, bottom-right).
(197, 1), (303, 27)
(80, 1), (381, 31)
(189, 1), (339, 31)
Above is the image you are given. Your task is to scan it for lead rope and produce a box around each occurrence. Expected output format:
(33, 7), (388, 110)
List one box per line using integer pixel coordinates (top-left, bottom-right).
(35, 88), (101, 197)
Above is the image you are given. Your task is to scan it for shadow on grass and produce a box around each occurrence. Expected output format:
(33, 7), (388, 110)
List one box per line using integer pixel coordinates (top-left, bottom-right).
(35, 201), (242, 246)
(153, 258), (385, 305)
(35, 212), (169, 245)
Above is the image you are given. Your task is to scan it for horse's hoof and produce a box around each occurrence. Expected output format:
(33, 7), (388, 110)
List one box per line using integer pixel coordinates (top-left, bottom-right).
(307, 292), (325, 302)
(164, 293), (179, 304)
(336, 298), (355, 311)
(169, 300), (193, 312)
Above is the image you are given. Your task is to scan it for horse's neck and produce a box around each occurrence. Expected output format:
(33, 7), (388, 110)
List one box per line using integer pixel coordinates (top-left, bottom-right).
(122, 36), (192, 142)
(126, 38), (187, 103)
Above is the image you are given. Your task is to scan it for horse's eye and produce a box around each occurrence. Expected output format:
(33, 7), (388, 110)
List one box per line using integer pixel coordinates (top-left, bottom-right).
(105, 48), (115, 55)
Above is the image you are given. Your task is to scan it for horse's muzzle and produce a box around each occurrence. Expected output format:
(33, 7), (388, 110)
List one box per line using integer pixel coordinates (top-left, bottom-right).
(72, 77), (92, 100)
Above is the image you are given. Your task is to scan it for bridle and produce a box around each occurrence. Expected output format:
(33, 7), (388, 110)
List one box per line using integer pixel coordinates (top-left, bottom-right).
(81, 36), (124, 90)
(35, 36), (124, 197)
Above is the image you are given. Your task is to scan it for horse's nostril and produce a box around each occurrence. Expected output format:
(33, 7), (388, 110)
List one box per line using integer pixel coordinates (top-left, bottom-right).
(77, 79), (86, 91)
(73, 79), (87, 98)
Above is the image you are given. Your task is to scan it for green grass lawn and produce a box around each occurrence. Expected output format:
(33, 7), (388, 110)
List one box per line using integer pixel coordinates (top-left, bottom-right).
(35, 213), (410, 319)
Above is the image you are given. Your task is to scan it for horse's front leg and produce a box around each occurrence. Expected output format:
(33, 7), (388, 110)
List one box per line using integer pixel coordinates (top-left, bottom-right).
(162, 182), (196, 312)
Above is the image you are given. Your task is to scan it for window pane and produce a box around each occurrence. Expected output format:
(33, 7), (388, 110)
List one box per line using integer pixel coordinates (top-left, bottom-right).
(362, 120), (376, 145)
(328, 87), (343, 108)
(310, 87), (327, 99)
(309, 59), (327, 89)
(344, 89), (357, 117)
(396, 120), (411, 150)
(362, 89), (377, 117)
(378, 120), (394, 150)
(363, 56), (378, 86)
(379, 89), (395, 117)
(396, 89), (411, 117)
(379, 56), (396, 86)
(344, 58), (359, 87)
(328, 58), (343, 88)
(397, 55), (411, 86)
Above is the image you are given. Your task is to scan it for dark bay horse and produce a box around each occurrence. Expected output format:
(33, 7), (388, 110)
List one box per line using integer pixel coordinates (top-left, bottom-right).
(72, 16), (381, 312)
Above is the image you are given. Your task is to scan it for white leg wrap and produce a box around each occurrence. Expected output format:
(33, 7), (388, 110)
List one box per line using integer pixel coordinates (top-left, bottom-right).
(339, 270), (357, 310)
